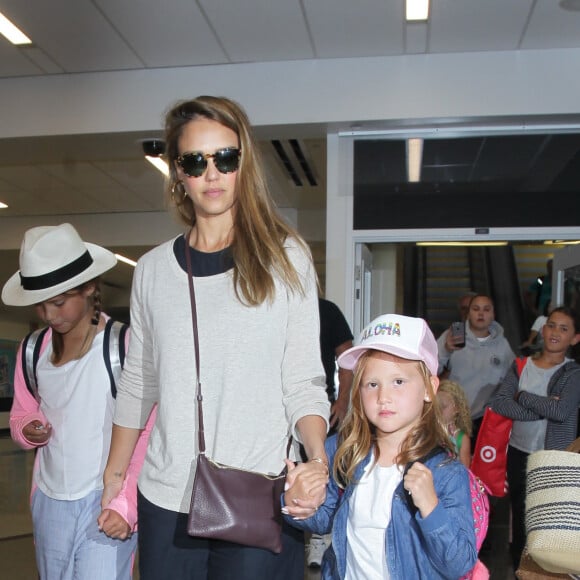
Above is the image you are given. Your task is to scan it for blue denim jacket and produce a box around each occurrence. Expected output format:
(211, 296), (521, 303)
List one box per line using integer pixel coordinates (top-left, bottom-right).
(285, 435), (477, 580)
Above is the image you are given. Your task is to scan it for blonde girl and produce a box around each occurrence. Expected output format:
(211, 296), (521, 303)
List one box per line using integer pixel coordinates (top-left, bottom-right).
(284, 314), (477, 580)
(437, 380), (472, 467)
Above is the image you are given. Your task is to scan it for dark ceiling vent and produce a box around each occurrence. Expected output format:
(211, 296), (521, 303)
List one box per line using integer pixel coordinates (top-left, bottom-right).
(271, 139), (318, 187)
(289, 139), (318, 186)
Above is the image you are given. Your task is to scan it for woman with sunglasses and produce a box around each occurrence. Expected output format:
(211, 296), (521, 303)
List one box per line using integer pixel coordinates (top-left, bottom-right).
(103, 96), (330, 580)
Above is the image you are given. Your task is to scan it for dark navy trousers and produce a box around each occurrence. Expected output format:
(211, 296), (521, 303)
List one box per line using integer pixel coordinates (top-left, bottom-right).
(137, 489), (305, 580)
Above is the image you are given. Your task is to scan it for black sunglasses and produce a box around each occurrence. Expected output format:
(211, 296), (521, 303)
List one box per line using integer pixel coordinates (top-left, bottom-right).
(176, 147), (241, 178)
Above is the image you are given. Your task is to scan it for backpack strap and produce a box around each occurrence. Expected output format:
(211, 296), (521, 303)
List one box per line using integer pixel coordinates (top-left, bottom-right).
(515, 356), (527, 378)
(403, 446), (446, 513)
(21, 327), (50, 403)
(103, 319), (128, 398)
(456, 430), (464, 452)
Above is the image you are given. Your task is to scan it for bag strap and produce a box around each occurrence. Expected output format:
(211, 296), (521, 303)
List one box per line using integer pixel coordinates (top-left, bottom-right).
(22, 327), (49, 403)
(456, 430), (464, 452)
(565, 437), (580, 453)
(515, 356), (527, 377)
(183, 229), (292, 459)
(184, 229), (205, 455)
(403, 446), (446, 513)
(103, 318), (129, 398)
(25, 321), (127, 403)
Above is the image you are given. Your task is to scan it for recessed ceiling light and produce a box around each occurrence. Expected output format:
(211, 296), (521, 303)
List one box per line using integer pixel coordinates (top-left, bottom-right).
(145, 155), (169, 176)
(140, 139), (168, 176)
(115, 253), (137, 267)
(544, 240), (580, 245)
(407, 138), (423, 182)
(0, 201), (8, 209)
(0, 11), (32, 45)
(416, 241), (508, 247)
(406, 0), (429, 21)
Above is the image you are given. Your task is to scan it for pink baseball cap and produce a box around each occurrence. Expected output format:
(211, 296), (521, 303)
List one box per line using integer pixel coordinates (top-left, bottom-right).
(337, 313), (438, 376)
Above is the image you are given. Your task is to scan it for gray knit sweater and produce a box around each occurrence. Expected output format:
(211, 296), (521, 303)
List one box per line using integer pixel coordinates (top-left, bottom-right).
(114, 236), (329, 513)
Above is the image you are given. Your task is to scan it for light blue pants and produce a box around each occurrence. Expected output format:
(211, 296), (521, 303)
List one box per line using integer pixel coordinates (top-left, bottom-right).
(32, 488), (137, 579)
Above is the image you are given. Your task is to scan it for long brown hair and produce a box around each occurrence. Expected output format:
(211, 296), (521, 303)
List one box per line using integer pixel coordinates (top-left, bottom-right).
(51, 279), (101, 363)
(333, 350), (454, 488)
(164, 95), (310, 306)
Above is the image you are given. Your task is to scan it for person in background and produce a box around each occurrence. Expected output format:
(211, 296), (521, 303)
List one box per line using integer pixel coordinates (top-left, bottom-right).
(520, 300), (552, 356)
(319, 297), (354, 433)
(524, 259), (553, 321)
(437, 294), (515, 442)
(306, 297), (354, 568)
(492, 306), (580, 571)
(458, 290), (478, 321)
(436, 380), (472, 468)
(2, 223), (151, 579)
(102, 95), (329, 580)
(283, 313), (477, 579)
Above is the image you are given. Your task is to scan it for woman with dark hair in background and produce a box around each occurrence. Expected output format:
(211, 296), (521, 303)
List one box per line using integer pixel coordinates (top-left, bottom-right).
(437, 294), (515, 441)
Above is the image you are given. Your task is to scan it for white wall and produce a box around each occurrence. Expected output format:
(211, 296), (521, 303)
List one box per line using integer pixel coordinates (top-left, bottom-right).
(4, 48), (580, 325)
(0, 212), (183, 251)
(0, 320), (29, 341)
(2, 49), (580, 139)
(325, 133), (353, 319)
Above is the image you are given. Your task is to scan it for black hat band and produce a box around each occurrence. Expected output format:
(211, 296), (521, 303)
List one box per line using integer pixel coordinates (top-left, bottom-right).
(20, 251), (94, 291)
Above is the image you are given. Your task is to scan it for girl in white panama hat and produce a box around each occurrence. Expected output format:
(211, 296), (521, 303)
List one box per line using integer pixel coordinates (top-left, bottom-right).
(2, 223), (152, 580)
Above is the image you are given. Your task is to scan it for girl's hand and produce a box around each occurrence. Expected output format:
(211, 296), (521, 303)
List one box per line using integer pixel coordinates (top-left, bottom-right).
(23, 420), (52, 445)
(282, 459), (328, 520)
(404, 462), (438, 518)
(97, 509), (131, 540)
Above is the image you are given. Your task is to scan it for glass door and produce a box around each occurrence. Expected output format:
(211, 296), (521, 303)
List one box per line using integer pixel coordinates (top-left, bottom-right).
(353, 243), (373, 338)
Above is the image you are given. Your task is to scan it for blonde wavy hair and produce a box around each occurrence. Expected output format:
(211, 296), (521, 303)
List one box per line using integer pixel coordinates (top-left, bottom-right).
(437, 380), (472, 437)
(333, 351), (454, 488)
(164, 95), (309, 306)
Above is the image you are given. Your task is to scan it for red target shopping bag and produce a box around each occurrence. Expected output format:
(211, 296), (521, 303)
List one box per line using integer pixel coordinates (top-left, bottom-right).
(470, 407), (513, 497)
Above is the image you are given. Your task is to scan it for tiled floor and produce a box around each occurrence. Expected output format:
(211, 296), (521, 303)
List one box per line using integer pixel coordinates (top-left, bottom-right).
(0, 432), (514, 579)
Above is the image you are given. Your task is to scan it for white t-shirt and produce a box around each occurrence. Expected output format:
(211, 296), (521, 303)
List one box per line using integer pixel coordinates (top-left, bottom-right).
(35, 332), (115, 500)
(345, 457), (403, 580)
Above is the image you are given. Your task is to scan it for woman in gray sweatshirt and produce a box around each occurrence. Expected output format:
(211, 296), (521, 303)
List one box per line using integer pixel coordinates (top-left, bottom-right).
(437, 294), (515, 433)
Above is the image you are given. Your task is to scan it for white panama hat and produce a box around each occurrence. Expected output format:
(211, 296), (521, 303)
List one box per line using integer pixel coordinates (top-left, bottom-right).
(1, 223), (117, 307)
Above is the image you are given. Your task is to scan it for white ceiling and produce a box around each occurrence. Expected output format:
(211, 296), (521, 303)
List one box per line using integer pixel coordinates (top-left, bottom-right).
(3, 0), (580, 76)
(1, 0), (580, 325)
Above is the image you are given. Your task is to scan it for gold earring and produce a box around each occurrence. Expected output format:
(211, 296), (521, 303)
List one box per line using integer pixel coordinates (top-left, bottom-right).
(171, 180), (187, 203)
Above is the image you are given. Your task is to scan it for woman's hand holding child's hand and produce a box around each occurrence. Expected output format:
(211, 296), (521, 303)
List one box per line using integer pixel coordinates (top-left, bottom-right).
(282, 459), (329, 520)
(97, 508), (131, 540)
(23, 420), (52, 445)
(97, 479), (131, 539)
(404, 462), (438, 518)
